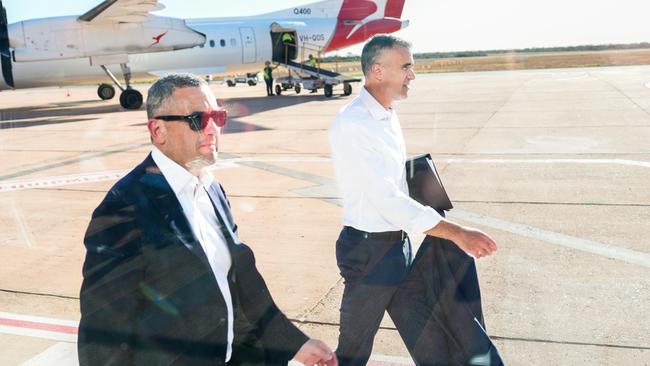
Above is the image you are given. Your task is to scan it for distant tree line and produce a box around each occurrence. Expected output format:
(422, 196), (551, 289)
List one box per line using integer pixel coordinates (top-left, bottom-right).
(320, 42), (650, 62)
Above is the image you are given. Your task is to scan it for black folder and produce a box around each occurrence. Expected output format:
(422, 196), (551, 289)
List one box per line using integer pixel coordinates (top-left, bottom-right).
(405, 153), (453, 214)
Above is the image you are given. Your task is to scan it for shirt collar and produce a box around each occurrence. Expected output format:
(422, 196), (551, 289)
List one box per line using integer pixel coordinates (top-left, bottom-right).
(359, 86), (393, 121)
(151, 147), (215, 195)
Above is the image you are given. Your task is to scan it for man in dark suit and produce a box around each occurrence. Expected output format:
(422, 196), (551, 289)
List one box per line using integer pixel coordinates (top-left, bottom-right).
(78, 73), (337, 366)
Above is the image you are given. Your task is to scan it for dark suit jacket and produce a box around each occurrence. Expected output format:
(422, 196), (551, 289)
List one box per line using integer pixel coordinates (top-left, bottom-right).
(78, 154), (308, 365)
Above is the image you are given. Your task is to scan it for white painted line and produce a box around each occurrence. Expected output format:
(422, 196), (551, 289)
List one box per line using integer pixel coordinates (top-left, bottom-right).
(448, 209), (650, 268)
(0, 163), (238, 193)
(226, 156), (331, 163)
(228, 156), (650, 170)
(22, 342), (78, 366)
(2, 156), (648, 194)
(0, 311), (79, 327)
(445, 158), (650, 169)
(0, 170), (128, 193)
(0, 312), (78, 343)
(11, 203), (35, 248)
(369, 353), (415, 365)
(0, 325), (77, 343)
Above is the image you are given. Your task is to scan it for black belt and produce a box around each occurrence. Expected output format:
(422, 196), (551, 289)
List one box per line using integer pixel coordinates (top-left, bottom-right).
(344, 226), (406, 242)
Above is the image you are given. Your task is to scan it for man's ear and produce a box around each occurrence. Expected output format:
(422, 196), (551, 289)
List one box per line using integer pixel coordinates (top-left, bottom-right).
(371, 63), (383, 81)
(147, 118), (166, 145)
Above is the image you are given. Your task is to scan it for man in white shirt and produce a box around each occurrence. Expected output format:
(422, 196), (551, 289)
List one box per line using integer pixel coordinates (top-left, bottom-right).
(79, 73), (337, 366)
(329, 36), (503, 365)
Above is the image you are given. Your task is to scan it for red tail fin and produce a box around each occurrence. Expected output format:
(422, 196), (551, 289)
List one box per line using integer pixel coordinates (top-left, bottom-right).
(324, 0), (408, 53)
(384, 0), (405, 18)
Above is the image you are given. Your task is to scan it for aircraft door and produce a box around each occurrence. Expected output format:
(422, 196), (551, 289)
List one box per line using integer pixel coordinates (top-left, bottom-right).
(239, 27), (256, 64)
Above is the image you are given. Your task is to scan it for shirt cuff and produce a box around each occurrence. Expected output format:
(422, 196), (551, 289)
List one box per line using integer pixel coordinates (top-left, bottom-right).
(410, 206), (443, 234)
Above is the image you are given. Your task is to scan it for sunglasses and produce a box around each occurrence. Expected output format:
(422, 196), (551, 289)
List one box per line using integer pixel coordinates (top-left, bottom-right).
(154, 109), (227, 131)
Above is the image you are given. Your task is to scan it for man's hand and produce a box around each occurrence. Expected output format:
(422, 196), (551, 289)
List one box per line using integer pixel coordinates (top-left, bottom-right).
(292, 339), (338, 366)
(425, 220), (498, 259)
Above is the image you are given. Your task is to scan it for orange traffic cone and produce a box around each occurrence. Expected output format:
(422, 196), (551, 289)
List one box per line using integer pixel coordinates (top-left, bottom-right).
(66, 89), (71, 97)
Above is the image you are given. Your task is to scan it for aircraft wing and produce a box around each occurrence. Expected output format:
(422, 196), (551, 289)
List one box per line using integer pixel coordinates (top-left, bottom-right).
(78, 0), (165, 23)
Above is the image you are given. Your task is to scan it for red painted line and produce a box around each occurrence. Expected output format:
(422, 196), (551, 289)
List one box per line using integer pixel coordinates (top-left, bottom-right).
(0, 317), (78, 335)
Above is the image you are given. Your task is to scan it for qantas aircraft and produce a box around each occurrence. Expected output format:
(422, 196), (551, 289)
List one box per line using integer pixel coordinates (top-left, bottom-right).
(0, 0), (408, 109)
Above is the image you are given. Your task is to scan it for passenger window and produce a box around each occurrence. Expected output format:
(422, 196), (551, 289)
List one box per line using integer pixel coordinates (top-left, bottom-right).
(230, 38), (237, 47)
(209, 40), (215, 48)
(220, 39), (226, 47)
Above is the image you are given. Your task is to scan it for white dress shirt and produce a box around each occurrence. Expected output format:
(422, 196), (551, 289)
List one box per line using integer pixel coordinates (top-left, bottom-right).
(151, 147), (234, 362)
(328, 86), (442, 235)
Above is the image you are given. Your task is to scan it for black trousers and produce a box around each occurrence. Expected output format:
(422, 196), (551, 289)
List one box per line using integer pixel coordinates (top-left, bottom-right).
(265, 78), (273, 95)
(335, 228), (503, 366)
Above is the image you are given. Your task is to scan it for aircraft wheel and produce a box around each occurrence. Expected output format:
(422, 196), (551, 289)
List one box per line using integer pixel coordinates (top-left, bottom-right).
(324, 84), (333, 98)
(295, 85), (301, 94)
(119, 89), (143, 110)
(97, 83), (115, 100)
(247, 80), (256, 86)
(343, 83), (352, 96)
(275, 84), (282, 95)
(227, 80), (235, 87)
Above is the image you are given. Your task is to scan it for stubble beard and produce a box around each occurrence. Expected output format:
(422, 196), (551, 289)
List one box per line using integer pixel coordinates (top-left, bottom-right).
(185, 147), (218, 175)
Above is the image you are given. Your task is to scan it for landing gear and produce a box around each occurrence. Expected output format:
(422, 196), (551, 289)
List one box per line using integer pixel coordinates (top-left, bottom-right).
(343, 83), (352, 96)
(119, 89), (143, 110)
(99, 63), (143, 110)
(275, 84), (282, 96)
(294, 85), (301, 94)
(97, 83), (115, 100)
(324, 84), (333, 98)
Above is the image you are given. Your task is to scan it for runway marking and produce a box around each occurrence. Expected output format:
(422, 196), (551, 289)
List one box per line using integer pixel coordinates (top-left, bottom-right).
(2, 156), (649, 194)
(0, 170), (128, 193)
(0, 311), (77, 343)
(448, 209), (650, 268)
(445, 157), (650, 169)
(0, 164), (239, 193)
(11, 202), (36, 248)
(23, 342), (78, 366)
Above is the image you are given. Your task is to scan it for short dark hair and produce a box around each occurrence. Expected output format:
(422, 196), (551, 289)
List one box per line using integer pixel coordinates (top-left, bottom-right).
(146, 73), (207, 118)
(361, 35), (411, 77)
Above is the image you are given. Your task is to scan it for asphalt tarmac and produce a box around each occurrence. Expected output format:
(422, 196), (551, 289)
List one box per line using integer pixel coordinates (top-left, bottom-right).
(0, 65), (649, 365)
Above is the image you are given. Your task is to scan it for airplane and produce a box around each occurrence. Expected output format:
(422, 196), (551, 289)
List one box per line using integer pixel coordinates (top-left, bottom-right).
(0, 0), (409, 109)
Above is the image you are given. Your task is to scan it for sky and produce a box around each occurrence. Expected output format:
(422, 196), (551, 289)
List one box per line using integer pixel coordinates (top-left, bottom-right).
(3, 0), (649, 55)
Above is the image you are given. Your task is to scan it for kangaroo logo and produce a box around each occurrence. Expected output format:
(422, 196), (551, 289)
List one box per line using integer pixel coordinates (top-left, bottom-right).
(346, 0), (388, 39)
(149, 31), (168, 47)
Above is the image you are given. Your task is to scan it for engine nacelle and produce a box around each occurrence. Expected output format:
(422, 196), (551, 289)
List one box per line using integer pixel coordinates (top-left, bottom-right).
(8, 15), (205, 62)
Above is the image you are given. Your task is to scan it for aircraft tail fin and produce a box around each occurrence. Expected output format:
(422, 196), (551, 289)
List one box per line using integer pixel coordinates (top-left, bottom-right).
(384, 0), (406, 18)
(324, 0), (409, 53)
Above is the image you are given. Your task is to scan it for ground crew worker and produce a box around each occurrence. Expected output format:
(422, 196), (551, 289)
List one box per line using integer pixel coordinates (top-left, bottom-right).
(263, 61), (277, 96)
(306, 54), (319, 93)
(282, 32), (296, 60)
